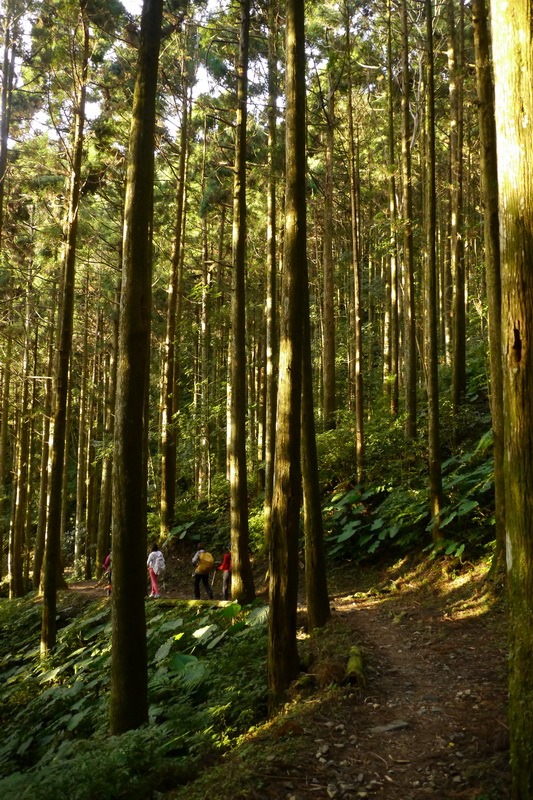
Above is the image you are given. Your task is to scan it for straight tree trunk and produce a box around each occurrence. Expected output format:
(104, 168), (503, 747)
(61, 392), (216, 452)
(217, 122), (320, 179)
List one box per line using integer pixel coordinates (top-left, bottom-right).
(472, 0), (505, 578)
(198, 197), (211, 499)
(25, 324), (39, 588)
(401, 0), (417, 440)
(490, 0), (533, 792)
(425, 0), (442, 538)
(263, 0), (279, 546)
(34, 329), (53, 591)
(74, 279), (90, 576)
(345, 8), (364, 482)
(302, 277), (330, 631)
(448, 0), (466, 419)
(386, 0), (399, 416)
(109, 0), (163, 735)
(85, 312), (101, 579)
(0, 328), (12, 582)
(96, 279), (120, 575)
(322, 72), (336, 431)
(228, 0), (255, 604)
(160, 65), (189, 535)
(268, 0), (306, 711)
(41, 5), (89, 654)
(11, 283), (33, 597)
(0, 0), (16, 251)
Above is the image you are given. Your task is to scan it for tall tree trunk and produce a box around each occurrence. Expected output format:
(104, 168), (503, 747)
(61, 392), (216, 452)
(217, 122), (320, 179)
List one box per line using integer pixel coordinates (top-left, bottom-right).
(160, 65), (189, 535)
(386, 0), (399, 416)
(33, 290), (57, 590)
(228, 0), (255, 604)
(11, 282), (33, 597)
(448, 0), (466, 420)
(74, 278), (90, 576)
(109, 0), (163, 735)
(401, 0), (417, 440)
(302, 276), (330, 631)
(97, 278), (120, 575)
(0, 0), (16, 252)
(85, 311), (101, 579)
(345, 7), (364, 481)
(25, 323), (39, 589)
(199, 202), (211, 499)
(41, 5), (89, 654)
(268, 0), (306, 711)
(322, 72), (336, 431)
(425, 0), (442, 539)
(0, 327), (12, 582)
(263, 0), (279, 547)
(490, 0), (533, 792)
(472, 0), (505, 578)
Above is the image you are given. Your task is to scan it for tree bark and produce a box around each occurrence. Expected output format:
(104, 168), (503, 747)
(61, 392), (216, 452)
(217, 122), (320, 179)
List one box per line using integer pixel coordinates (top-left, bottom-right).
(160, 64), (189, 534)
(425, 0), (442, 538)
(322, 72), (336, 431)
(490, 0), (533, 792)
(344, 3), (364, 482)
(0, 0), (16, 251)
(41, 4), (89, 654)
(97, 279), (120, 575)
(228, 0), (255, 604)
(0, 328), (12, 583)
(302, 277), (330, 631)
(268, 0), (307, 711)
(74, 277), (90, 576)
(109, 0), (163, 735)
(472, 0), (505, 578)
(386, 0), (399, 416)
(401, 0), (417, 440)
(263, 0), (279, 547)
(448, 0), (466, 420)
(11, 279), (33, 597)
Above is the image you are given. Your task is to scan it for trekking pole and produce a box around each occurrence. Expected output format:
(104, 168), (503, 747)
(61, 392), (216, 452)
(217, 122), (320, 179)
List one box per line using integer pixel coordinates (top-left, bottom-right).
(211, 570), (217, 588)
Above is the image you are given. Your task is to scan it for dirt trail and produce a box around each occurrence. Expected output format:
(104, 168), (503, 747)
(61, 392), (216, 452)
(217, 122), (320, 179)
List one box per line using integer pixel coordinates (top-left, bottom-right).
(316, 590), (509, 798)
(252, 566), (509, 800)
(70, 558), (510, 799)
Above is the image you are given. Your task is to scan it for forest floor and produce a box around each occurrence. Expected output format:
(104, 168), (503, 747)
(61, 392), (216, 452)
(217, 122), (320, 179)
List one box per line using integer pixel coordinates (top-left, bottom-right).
(73, 552), (510, 799)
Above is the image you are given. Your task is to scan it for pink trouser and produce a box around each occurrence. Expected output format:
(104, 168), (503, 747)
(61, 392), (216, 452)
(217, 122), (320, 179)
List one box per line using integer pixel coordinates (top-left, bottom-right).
(149, 568), (159, 595)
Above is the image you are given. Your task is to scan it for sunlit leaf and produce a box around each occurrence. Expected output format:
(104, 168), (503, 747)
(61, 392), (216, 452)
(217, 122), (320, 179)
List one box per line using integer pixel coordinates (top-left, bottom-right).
(217, 603), (241, 619)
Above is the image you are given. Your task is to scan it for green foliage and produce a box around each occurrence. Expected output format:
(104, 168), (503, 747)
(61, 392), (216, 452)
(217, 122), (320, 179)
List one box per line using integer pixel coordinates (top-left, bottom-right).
(323, 428), (495, 562)
(0, 596), (268, 799)
(248, 503), (267, 555)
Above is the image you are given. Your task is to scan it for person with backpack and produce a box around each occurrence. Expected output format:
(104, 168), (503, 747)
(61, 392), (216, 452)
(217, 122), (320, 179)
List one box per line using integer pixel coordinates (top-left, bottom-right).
(147, 541), (165, 598)
(217, 545), (232, 600)
(192, 543), (214, 599)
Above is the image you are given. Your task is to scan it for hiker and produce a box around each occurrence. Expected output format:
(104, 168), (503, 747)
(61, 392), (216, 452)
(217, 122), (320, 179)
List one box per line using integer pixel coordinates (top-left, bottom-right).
(102, 552), (112, 596)
(217, 545), (232, 600)
(147, 542), (165, 598)
(192, 543), (214, 599)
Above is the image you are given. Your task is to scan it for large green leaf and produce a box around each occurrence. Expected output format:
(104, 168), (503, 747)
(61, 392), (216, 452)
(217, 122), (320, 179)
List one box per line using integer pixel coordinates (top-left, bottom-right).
(336, 520), (361, 542)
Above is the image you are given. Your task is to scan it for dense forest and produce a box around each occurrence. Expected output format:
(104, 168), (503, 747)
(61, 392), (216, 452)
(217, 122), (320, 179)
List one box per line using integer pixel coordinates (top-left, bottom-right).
(0, 0), (532, 796)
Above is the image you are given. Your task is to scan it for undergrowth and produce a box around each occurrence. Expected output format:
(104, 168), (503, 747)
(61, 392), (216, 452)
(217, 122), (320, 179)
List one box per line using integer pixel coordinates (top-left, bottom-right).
(0, 596), (268, 799)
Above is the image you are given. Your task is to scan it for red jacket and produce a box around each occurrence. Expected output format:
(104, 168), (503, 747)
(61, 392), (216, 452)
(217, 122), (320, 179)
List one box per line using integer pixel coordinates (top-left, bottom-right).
(218, 553), (231, 572)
